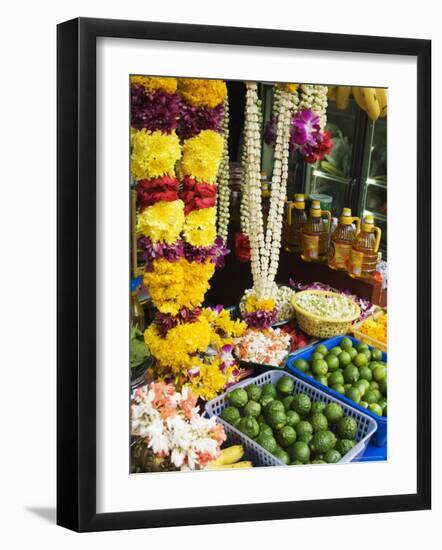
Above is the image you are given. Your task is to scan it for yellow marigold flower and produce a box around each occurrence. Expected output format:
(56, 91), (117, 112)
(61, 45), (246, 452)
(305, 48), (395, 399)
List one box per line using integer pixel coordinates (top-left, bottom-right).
(131, 129), (181, 181)
(178, 78), (227, 109)
(183, 207), (216, 247)
(180, 130), (223, 182)
(277, 83), (298, 93)
(130, 75), (177, 94)
(202, 308), (246, 338)
(244, 294), (276, 313)
(136, 200), (184, 244)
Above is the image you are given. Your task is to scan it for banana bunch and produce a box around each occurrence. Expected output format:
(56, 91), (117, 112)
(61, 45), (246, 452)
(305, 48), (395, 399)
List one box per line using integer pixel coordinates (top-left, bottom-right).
(328, 86), (388, 120)
(207, 445), (253, 470)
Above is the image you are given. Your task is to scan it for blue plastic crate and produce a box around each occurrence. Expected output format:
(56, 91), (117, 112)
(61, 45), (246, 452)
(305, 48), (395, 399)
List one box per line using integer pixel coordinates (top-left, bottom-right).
(286, 335), (387, 447)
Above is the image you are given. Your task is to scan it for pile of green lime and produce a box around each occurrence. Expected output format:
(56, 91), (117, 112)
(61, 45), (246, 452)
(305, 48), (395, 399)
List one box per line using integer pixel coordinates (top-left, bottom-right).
(292, 337), (387, 417)
(220, 375), (360, 465)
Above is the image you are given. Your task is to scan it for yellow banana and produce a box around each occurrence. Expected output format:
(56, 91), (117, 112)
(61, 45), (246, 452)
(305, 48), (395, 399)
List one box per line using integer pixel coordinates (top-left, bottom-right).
(362, 88), (380, 121)
(227, 461), (253, 469)
(336, 86), (352, 110)
(353, 86), (367, 111)
(209, 445), (244, 467)
(376, 88), (388, 118)
(327, 86), (337, 101)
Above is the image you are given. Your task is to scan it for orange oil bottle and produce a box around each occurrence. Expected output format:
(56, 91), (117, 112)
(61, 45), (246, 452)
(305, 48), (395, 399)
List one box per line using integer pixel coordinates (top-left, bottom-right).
(301, 200), (331, 262)
(284, 194), (307, 253)
(328, 208), (360, 271)
(348, 215), (382, 279)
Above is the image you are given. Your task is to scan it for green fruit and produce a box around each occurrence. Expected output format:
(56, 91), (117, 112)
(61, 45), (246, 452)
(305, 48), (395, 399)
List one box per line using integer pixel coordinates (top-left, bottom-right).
(325, 354), (340, 372)
(277, 375), (294, 395)
(311, 459), (326, 464)
(362, 349), (372, 361)
(354, 379), (368, 396)
(372, 389), (382, 401)
(368, 403), (383, 416)
(297, 432), (313, 444)
(291, 393), (312, 416)
(290, 460), (303, 465)
(346, 386), (361, 403)
(259, 424), (273, 438)
(337, 416), (358, 440)
(277, 425), (297, 447)
(330, 346), (343, 356)
(373, 366), (387, 381)
(288, 441), (310, 463)
(256, 434), (277, 453)
(338, 351), (351, 366)
(369, 361), (381, 371)
(354, 353), (368, 367)
(305, 370), (314, 378)
(311, 351), (324, 362)
(259, 394), (274, 409)
(331, 383), (345, 395)
(344, 383), (352, 391)
(220, 406), (241, 425)
(316, 375), (328, 386)
(348, 347), (358, 360)
(359, 366), (373, 381)
(273, 447), (290, 464)
(245, 384), (262, 402)
(324, 402), (344, 423)
(233, 417), (242, 427)
(340, 337), (353, 350)
(378, 377), (387, 396)
(369, 380), (380, 390)
(282, 395), (295, 411)
(328, 371), (344, 386)
(243, 400), (262, 418)
(267, 409), (287, 430)
(360, 401), (368, 408)
(315, 344), (329, 356)
(285, 410), (301, 427)
(324, 449), (342, 463)
(228, 388), (248, 408)
(311, 401), (326, 414)
(310, 430), (337, 453)
(312, 359), (328, 376)
(371, 348), (383, 361)
(364, 390), (378, 404)
(266, 400), (285, 415)
(356, 342), (369, 352)
(261, 383), (277, 397)
(237, 416), (260, 439)
(311, 413), (328, 432)
(295, 420), (313, 438)
(343, 364), (360, 383)
(335, 439), (356, 456)
(293, 358), (309, 373)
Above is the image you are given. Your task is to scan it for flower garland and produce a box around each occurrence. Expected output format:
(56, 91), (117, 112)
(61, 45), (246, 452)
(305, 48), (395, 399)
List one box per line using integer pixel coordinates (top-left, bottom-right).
(131, 382), (226, 470)
(216, 97), (230, 241)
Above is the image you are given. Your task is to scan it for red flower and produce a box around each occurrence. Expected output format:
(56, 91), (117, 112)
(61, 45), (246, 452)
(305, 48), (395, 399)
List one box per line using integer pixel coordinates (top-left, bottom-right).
(234, 232), (251, 262)
(136, 176), (179, 210)
(179, 176), (217, 214)
(305, 131), (333, 164)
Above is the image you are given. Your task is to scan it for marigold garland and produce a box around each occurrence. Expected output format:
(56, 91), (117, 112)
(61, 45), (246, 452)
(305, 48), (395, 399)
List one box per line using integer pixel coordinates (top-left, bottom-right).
(130, 75), (178, 94)
(179, 176), (217, 214)
(182, 207), (217, 247)
(136, 199), (185, 244)
(131, 129), (181, 181)
(136, 176), (179, 210)
(178, 79), (227, 109)
(180, 130), (224, 183)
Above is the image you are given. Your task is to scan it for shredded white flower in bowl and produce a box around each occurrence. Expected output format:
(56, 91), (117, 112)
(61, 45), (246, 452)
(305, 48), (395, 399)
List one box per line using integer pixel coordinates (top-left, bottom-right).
(294, 291), (359, 320)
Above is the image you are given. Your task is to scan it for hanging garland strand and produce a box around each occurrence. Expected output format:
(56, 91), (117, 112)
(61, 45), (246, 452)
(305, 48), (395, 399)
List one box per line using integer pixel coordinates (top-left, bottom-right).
(216, 96), (230, 241)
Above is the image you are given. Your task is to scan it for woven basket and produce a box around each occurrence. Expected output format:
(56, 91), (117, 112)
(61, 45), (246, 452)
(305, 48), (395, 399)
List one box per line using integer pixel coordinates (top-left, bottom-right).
(292, 290), (360, 338)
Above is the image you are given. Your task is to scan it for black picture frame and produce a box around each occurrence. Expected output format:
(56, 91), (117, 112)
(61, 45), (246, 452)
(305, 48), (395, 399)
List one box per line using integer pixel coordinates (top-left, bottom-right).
(57, 17), (431, 532)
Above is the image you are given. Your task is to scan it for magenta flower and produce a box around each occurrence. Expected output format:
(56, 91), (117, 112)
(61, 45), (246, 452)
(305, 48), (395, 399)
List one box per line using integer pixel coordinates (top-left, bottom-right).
(178, 103), (224, 139)
(292, 109), (321, 146)
(131, 86), (180, 133)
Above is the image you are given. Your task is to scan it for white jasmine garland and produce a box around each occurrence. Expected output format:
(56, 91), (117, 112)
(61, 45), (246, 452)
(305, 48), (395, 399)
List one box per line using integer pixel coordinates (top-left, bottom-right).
(299, 84), (328, 129)
(217, 96), (231, 241)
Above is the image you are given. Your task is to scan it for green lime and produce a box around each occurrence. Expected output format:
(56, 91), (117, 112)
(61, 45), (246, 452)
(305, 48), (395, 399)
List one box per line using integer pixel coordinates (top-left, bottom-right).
(359, 366), (373, 381)
(344, 383), (352, 391)
(267, 409), (287, 430)
(343, 364), (360, 383)
(372, 389), (382, 401)
(340, 337), (353, 350)
(311, 459), (326, 464)
(312, 359), (328, 376)
(355, 378), (369, 395)
(295, 420), (313, 438)
(364, 390), (378, 404)
(276, 375), (295, 395)
(245, 384), (262, 402)
(259, 394), (274, 409)
(369, 381), (379, 391)
(259, 424), (273, 438)
(348, 347), (358, 360)
(293, 358), (309, 373)
(290, 460), (303, 465)
(335, 439), (356, 456)
(311, 413), (328, 432)
(338, 351), (352, 366)
(255, 434), (277, 453)
(337, 416), (358, 439)
(315, 344), (329, 356)
(324, 449), (342, 463)
(285, 410), (301, 427)
(288, 441), (310, 463)
(378, 377), (387, 396)
(330, 346), (343, 356)
(346, 386), (361, 403)
(328, 371), (344, 386)
(362, 349), (372, 361)
(261, 383), (277, 397)
(273, 447), (290, 464)
(291, 393), (312, 416)
(297, 432), (313, 444)
(356, 342), (369, 352)
(276, 425), (297, 448)
(360, 400), (368, 408)
(243, 400), (262, 418)
(368, 361), (381, 371)
(310, 430), (337, 453)
(325, 354), (340, 372)
(371, 348), (383, 361)
(282, 395), (295, 411)
(324, 402), (344, 423)
(266, 400), (285, 415)
(373, 366), (387, 381)
(368, 403), (383, 416)
(311, 401), (326, 414)
(228, 388), (248, 408)
(220, 406), (241, 425)
(354, 353), (368, 367)
(311, 351), (324, 362)
(237, 417), (260, 439)
(316, 375), (329, 386)
(331, 383), (345, 395)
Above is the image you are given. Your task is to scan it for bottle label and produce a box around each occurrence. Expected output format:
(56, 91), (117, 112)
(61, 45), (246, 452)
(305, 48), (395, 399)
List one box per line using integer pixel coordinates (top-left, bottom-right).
(330, 242), (353, 269)
(350, 249), (364, 276)
(302, 234), (319, 259)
